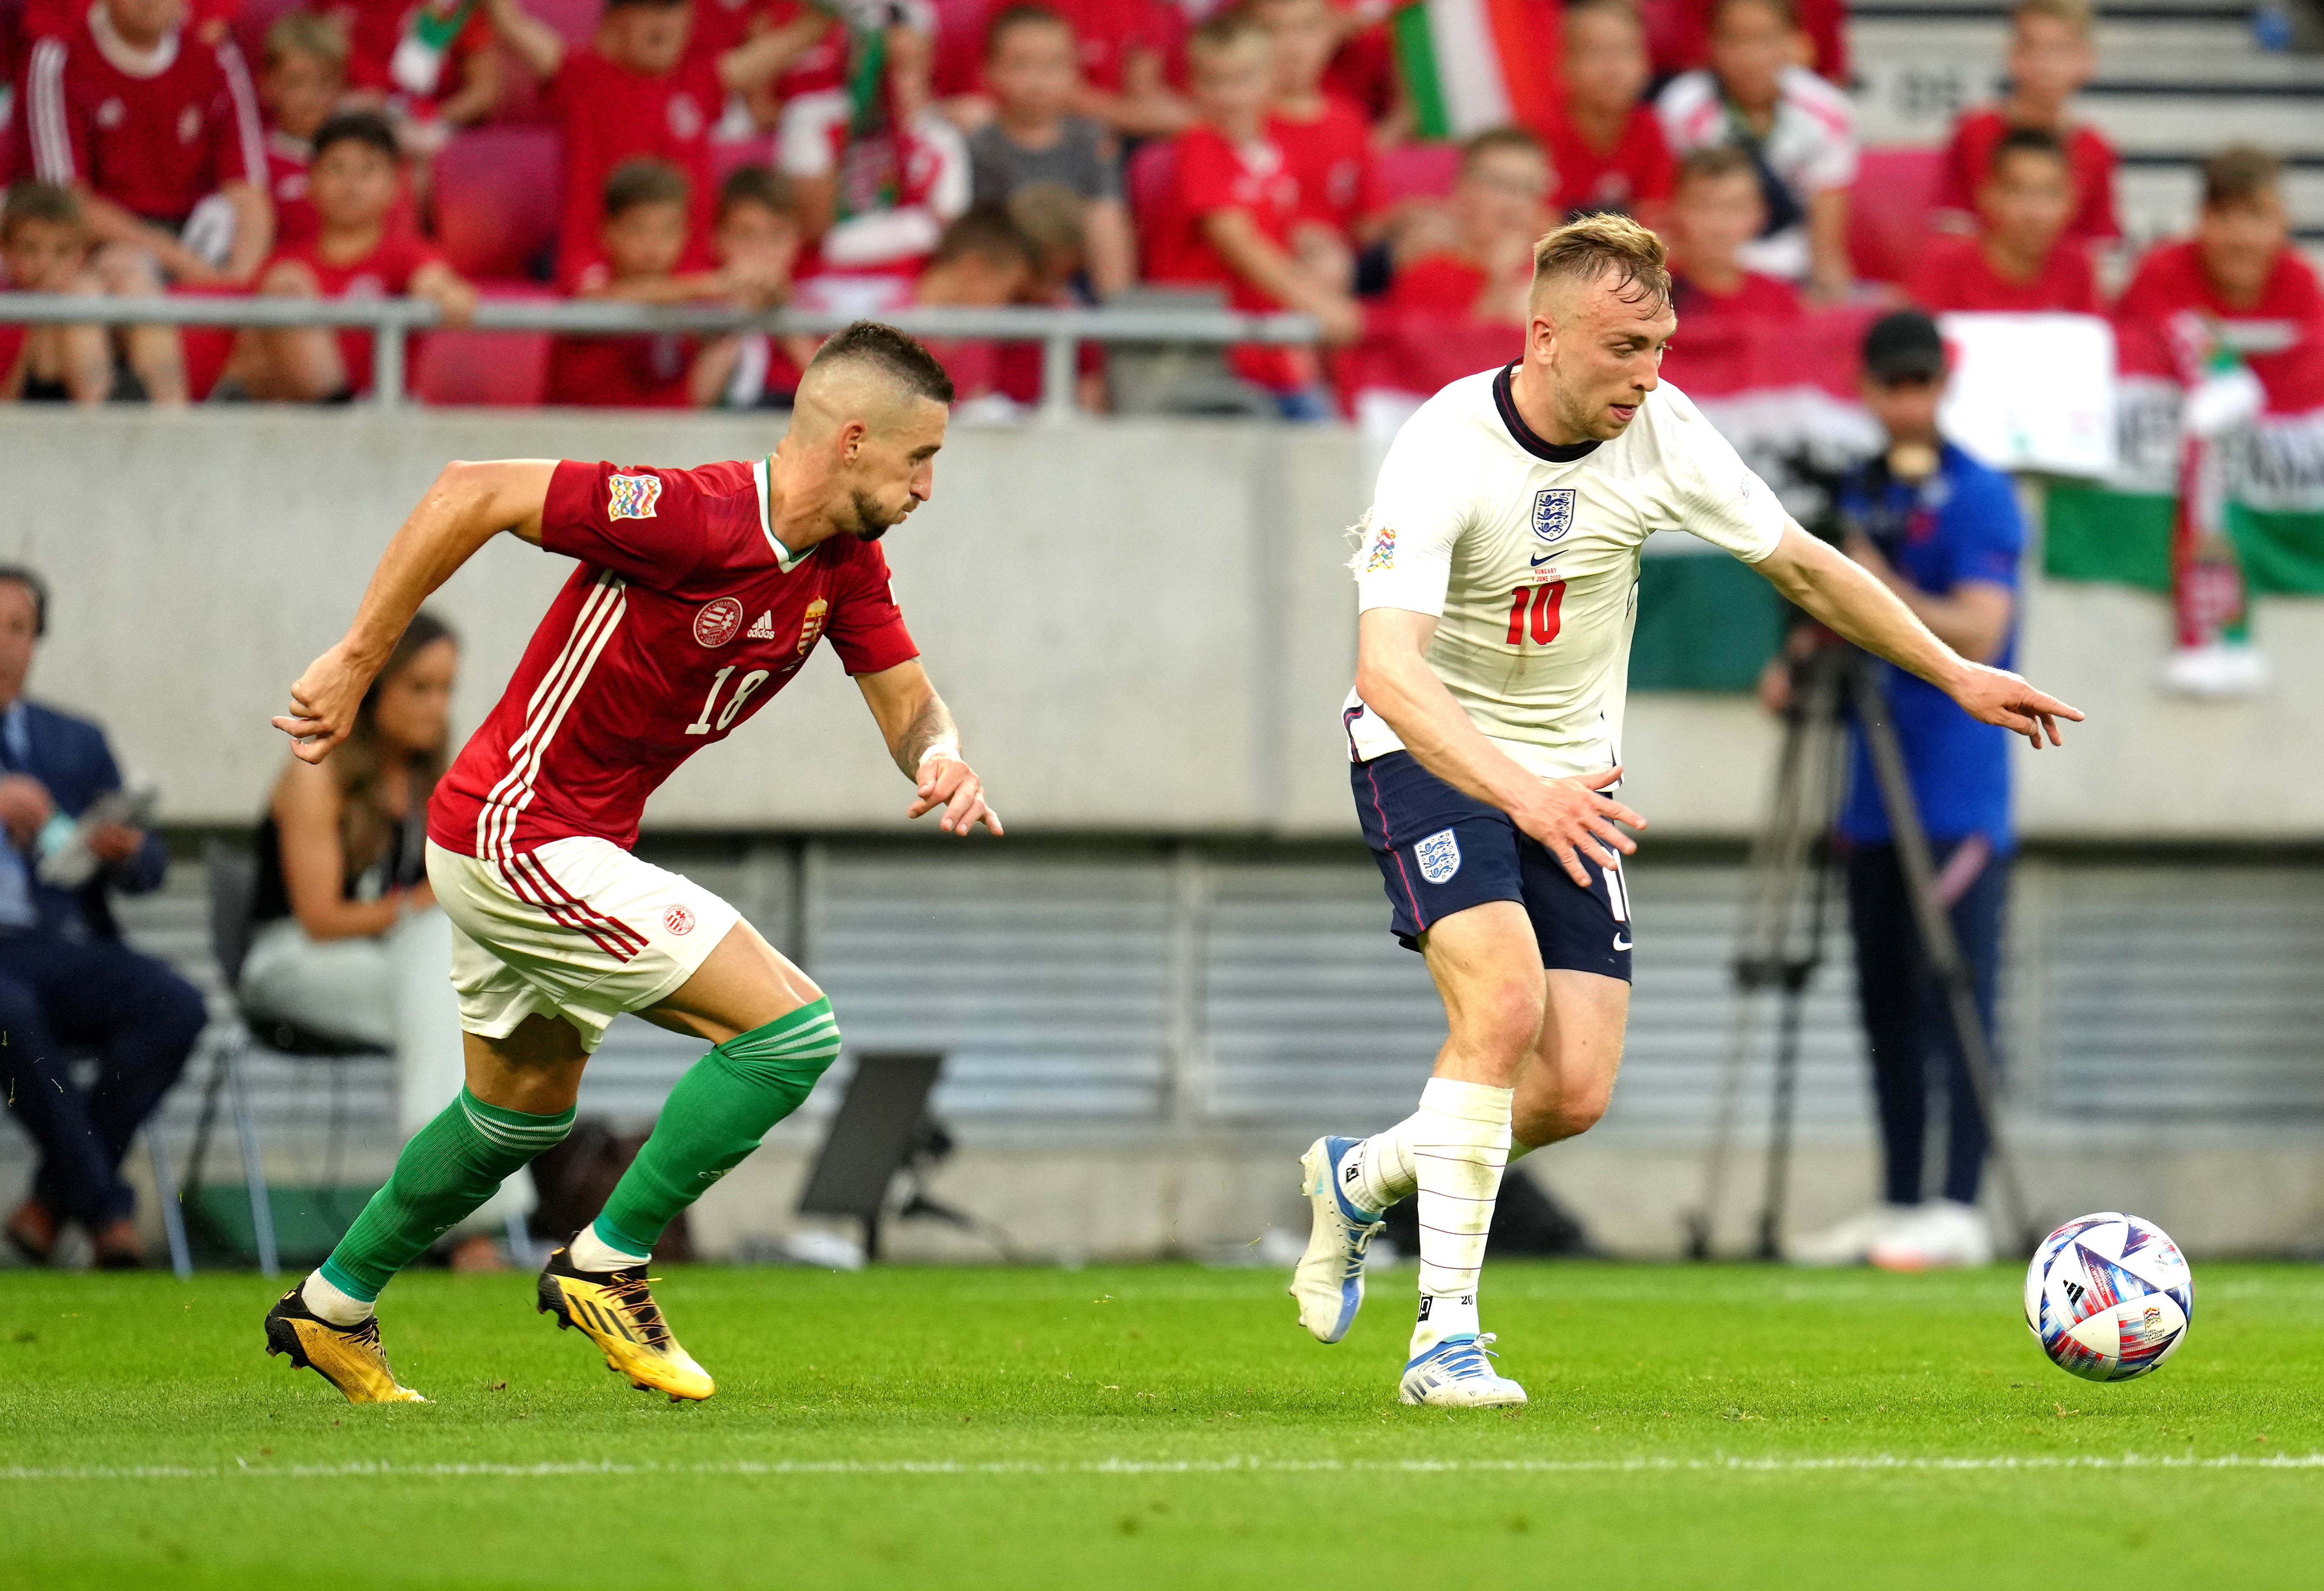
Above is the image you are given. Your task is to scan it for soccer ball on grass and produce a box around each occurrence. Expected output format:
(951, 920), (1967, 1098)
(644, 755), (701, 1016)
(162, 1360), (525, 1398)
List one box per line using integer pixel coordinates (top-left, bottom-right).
(2023, 1212), (2193, 1382)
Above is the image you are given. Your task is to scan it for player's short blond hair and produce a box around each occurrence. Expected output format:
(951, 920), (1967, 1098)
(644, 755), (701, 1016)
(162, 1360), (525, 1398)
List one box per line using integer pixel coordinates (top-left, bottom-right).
(2012, 0), (2094, 38)
(1531, 212), (1670, 311)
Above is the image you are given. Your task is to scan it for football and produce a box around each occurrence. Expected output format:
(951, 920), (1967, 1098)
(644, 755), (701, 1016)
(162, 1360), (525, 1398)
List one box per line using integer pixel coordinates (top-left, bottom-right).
(2024, 1212), (2195, 1382)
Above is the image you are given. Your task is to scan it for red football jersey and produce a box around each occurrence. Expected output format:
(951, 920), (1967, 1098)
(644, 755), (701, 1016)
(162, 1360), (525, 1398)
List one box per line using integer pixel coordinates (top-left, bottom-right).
(265, 129), (316, 249)
(1144, 123), (1310, 391)
(431, 458), (920, 860)
(2114, 239), (2324, 411)
(273, 231), (443, 392)
(1932, 109), (2118, 245)
(1541, 101), (1674, 219)
(1268, 97), (1379, 236)
(24, 15), (265, 224)
(1905, 231), (2097, 315)
(546, 48), (721, 275)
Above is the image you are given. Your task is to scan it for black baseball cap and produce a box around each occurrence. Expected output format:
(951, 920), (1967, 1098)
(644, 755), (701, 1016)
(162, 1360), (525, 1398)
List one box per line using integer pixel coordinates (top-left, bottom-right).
(1862, 310), (1947, 382)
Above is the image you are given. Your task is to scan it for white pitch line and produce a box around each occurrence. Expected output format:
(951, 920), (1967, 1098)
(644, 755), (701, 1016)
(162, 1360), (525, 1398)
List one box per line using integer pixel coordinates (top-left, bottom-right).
(2, 1454), (2321, 1483)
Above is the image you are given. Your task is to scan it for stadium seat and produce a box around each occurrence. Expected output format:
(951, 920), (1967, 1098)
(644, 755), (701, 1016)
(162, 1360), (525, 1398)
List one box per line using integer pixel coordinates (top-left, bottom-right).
(928, 0), (994, 97)
(413, 285), (554, 405)
(433, 126), (564, 281)
(1374, 143), (1462, 204)
(1848, 146), (1944, 286)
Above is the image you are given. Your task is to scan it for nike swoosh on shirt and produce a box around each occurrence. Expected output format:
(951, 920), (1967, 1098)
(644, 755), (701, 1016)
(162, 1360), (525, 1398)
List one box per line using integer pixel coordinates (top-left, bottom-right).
(1530, 552), (1557, 568)
(1613, 935), (1632, 951)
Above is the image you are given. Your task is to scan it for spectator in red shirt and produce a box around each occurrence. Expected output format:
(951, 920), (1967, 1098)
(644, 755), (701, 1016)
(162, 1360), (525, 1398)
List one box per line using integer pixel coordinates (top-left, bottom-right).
(256, 10), (348, 252)
(1051, 0), (1189, 138)
(2116, 146), (2324, 403)
(24, 0), (272, 300)
(326, 0), (504, 150)
(1664, 144), (1801, 324)
(0, 182), (111, 403)
(1256, 0), (1379, 281)
(1146, 10), (1359, 413)
(485, 0), (816, 277)
(1907, 128), (2097, 315)
(1931, 0), (2116, 247)
(1384, 127), (1550, 326)
(691, 161), (817, 407)
(685, 0), (838, 134)
(219, 111), (473, 399)
(1539, 0), (1673, 231)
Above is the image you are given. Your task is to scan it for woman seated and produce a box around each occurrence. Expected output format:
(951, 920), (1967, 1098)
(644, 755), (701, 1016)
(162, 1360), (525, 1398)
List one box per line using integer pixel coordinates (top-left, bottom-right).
(239, 612), (527, 1269)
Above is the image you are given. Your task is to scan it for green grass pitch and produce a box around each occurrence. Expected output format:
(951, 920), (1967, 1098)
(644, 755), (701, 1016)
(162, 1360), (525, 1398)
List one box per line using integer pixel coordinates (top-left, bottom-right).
(4, 1261), (2321, 1588)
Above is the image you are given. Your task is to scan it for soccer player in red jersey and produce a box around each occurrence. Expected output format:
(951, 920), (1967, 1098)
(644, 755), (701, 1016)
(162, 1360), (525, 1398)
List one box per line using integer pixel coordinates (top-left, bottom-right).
(484, 0), (821, 278)
(1907, 128), (2097, 316)
(1930, 0), (2117, 248)
(1538, 0), (1673, 231)
(260, 322), (1000, 1406)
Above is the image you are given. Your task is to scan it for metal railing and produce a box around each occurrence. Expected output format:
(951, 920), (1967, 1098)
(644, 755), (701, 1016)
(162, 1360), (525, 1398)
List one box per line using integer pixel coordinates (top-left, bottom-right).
(0, 295), (1322, 418)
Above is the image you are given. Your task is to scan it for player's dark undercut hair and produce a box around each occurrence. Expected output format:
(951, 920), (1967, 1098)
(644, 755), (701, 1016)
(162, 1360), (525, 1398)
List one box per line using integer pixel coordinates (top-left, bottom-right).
(807, 321), (956, 407)
(311, 111), (399, 166)
(604, 157), (691, 219)
(1531, 211), (1671, 311)
(1989, 125), (2069, 176)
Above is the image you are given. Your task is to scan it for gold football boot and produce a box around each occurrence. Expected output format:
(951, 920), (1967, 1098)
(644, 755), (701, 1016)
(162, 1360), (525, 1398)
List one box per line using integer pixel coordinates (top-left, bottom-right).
(536, 1245), (715, 1402)
(264, 1287), (428, 1404)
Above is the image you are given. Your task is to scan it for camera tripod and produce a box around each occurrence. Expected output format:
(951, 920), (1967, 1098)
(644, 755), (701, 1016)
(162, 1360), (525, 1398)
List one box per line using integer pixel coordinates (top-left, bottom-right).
(1682, 640), (2037, 1262)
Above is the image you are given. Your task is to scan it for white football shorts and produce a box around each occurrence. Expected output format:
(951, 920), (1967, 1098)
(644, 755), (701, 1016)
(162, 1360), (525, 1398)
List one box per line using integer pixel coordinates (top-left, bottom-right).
(426, 837), (741, 1052)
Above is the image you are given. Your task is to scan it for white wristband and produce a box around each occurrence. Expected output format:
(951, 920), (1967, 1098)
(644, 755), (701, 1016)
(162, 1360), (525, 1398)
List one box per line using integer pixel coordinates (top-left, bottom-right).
(916, 740), (959, 769)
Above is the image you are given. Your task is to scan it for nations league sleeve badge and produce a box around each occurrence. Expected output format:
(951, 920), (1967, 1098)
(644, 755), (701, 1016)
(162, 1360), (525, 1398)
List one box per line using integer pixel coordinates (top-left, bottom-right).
(1532, 488), (1577, 546)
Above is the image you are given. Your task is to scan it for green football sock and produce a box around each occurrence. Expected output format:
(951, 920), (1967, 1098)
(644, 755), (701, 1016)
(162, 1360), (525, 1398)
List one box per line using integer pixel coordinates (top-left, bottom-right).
(593, 998), (843, 1256)
(317, 1089), (574, 1303)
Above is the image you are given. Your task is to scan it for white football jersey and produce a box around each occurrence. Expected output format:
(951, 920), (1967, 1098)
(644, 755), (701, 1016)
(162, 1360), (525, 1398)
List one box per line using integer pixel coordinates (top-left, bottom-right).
(1345, 364), (1790, 781)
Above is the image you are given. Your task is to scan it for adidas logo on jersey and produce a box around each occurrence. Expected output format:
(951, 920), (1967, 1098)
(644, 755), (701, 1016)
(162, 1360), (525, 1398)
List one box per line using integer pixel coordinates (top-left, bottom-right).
(746, 611), (775, 640)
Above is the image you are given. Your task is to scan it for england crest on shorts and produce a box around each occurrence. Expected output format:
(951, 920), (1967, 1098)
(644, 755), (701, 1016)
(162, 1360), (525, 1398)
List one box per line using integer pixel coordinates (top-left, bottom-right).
(1532, 488), (1576, 546)
(1416, 828), (1462, 884)
(608, 473), (662, 520)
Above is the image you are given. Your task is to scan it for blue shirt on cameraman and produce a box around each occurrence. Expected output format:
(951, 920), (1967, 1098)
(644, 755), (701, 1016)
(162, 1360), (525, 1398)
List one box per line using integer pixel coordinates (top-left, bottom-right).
(1835, 440), (2024, 853)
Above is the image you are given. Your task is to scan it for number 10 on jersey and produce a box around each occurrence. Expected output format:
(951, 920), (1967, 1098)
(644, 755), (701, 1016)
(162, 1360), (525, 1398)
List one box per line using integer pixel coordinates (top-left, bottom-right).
(1504, 580), (1566, 647)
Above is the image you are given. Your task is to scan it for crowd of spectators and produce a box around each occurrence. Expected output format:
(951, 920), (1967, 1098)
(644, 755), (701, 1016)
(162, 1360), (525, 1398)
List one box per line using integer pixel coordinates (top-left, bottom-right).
(0, 0), (2314, 414)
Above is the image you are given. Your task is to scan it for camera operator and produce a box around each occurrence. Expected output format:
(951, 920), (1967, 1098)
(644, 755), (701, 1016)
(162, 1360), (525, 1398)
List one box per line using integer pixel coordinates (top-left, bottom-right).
(1773, 310), (2026, 1271)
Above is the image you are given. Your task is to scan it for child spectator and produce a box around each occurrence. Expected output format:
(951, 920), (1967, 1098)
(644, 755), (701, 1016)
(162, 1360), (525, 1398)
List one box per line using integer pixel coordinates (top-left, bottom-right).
(779, 17), (969, 297)
(1049, 0), (1189, 138)
(968, 4), (1131, 297)
(1539, 0), (1673, 228)
(0, 183), (111, 403)
(258, 11), (350, 251)
(326, 0), (504, 147)
(1145, 9), (1360, 417)
(2116, 147), (2324, 397)
(1907, 128), (2097, 314)
(1656, 0), (1854, 299)
(691, 162), (815, 408)
(1001, 181), (1109, 408)
(1664, 144), (1801, 323)
(1255, 0), (1379, 264)
(486, 0), (814, 277)
(25, 0), (272, 302)
(1383, 127), (1550, 326)
(687, 0), (841, 134)
(1931, 0), (2116, 247)
(219, 110), (474, 400)
(545, 157), (714, 406)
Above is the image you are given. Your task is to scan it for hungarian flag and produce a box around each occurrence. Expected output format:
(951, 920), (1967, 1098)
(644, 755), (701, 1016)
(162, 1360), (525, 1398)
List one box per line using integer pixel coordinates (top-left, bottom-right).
(1390, 0), (1560, 140)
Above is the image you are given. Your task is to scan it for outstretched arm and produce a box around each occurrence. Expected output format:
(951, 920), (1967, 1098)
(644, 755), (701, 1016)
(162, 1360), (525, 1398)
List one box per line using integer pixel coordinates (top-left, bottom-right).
(1356, 606), (1643, 886)
(854, 660), (1002, 836)
(272, 459), (558, 762)
(1752, 521), (2082, 746)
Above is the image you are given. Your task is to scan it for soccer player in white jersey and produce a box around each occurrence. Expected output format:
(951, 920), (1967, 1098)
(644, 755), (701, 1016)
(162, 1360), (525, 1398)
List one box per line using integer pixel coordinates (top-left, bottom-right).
(1289, 214), (2082, 1407)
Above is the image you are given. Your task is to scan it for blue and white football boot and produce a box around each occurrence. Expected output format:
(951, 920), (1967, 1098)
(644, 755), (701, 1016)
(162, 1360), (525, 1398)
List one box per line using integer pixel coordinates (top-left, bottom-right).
(1289, 1135), (1387, 1344)
(1398, 1333), (1528, 1408)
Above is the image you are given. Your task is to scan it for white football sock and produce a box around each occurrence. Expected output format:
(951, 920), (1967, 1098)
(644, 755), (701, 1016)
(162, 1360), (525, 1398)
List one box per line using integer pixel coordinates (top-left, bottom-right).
(1409, 1076), (1513, 1353)
(300, 1268), (374, 1327)
(568, 1221), (651, 1273)
(1351, 1122), (1415, 1211)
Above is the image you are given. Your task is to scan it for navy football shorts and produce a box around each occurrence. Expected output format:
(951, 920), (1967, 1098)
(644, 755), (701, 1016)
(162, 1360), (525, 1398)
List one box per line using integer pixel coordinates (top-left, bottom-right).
(1351, 750), (1633, 981)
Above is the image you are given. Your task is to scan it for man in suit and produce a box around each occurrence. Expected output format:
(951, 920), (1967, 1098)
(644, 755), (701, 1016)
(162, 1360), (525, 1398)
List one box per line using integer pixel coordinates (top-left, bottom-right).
(0, 567), (207, 1268)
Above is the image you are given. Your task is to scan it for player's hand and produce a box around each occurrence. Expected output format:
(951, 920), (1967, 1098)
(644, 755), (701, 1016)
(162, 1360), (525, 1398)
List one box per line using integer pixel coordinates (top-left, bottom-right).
(1513, 766), (1645, 888)
(1946, 662), (2084, 749)
(271, 642), (377, 764)
(908, 755), (1003, 837)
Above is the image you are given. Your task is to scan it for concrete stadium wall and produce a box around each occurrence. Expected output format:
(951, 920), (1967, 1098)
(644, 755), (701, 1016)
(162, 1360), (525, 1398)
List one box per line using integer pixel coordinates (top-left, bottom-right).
(3, 407), (2322, 841)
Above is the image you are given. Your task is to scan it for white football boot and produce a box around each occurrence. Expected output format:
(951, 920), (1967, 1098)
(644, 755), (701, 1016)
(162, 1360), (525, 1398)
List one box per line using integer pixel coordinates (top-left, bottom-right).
(1399, 1333), (1527, 1408)
(1869, 1200), (1994, 1271)
(1288, 1136), (1386, 1344)
(1785, 1204), (1913, 1268)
